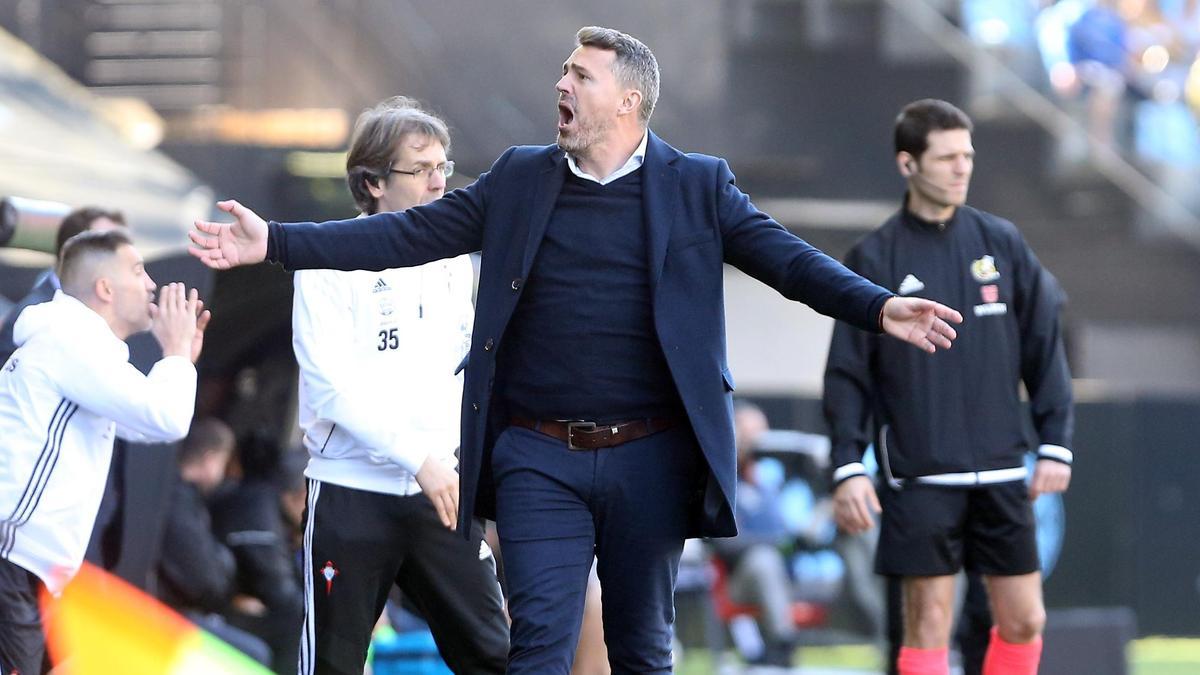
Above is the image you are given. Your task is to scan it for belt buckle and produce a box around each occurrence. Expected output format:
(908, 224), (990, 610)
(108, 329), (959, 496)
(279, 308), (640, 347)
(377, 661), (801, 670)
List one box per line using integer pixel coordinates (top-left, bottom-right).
(566, 421), (597, 450)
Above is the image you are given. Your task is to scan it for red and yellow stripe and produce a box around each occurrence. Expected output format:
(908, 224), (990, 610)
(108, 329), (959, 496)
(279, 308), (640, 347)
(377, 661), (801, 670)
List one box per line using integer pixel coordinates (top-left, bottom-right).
(43, 563), (270, 675)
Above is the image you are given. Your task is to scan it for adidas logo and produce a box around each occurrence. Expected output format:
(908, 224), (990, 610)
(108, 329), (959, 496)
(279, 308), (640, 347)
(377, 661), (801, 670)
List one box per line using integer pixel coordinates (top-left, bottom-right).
(372, 278), (390, 293)
(898, 274), (925, 295)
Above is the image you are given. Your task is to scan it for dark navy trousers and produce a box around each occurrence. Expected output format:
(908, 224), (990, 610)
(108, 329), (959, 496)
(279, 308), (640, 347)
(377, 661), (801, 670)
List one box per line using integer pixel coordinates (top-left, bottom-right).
(491, 424), (703, 674)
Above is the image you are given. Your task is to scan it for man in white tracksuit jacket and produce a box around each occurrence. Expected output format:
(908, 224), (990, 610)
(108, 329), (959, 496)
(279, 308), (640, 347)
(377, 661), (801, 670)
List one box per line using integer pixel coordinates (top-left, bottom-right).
(293, 97), (507, 675)
(0, 229), (209, 674)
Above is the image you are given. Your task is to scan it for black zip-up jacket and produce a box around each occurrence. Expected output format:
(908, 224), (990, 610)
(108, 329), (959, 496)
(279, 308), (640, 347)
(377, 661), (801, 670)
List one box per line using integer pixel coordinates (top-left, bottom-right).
(823, 203), (1073, 484)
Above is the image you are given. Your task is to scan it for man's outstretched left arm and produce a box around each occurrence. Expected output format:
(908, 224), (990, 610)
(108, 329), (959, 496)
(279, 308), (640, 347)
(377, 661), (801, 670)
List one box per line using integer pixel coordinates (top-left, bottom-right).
(716, 158), (960, 351)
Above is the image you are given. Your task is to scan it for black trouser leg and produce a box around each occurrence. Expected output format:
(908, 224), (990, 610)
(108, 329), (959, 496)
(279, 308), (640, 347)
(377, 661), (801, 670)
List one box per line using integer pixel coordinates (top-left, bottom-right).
(0, 558), (44, 675)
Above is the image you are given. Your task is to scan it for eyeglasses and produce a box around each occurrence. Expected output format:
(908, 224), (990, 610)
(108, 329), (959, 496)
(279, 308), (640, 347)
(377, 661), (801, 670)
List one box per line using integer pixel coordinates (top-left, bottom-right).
(389, 161), (455, 180)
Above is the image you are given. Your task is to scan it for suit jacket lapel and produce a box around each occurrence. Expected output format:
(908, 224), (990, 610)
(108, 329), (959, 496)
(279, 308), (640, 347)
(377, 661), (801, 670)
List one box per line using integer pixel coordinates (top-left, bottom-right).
(521, 149), (567, 273)
(642, 132), (679, 291)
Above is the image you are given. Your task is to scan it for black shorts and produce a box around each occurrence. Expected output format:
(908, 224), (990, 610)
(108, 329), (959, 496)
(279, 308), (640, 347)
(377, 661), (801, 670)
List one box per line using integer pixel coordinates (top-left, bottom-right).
(0, 557), (44, 675)
(875, 480), (1040, 577)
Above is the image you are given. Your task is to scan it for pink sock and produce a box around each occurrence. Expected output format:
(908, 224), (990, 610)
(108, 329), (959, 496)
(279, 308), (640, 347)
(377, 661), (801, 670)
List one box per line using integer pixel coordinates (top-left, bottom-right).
(982, 626), (1043, 675)
(897, 646), (949, 675)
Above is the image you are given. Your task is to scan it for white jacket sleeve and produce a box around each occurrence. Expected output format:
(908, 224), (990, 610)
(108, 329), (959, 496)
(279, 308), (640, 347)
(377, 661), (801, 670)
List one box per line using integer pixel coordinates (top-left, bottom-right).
(56, 345), (196, 443)
(292, 271), (429, 474)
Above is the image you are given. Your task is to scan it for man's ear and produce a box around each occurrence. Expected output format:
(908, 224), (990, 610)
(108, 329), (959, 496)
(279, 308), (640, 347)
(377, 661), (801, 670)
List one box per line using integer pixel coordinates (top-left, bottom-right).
(365, 173), (385, 200)
(94, 276), (114, 302)
(619, 89), (643, 118)
(897, 152), (917, 177)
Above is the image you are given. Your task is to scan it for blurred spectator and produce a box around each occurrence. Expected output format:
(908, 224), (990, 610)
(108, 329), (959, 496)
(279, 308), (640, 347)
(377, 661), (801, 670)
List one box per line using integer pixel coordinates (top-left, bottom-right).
(0, 207), (125, 366)
(1035, 0), (1089, 95)
(1186, 38), (1200, 116)
(709, 401), (799, 667)
(210, 431), (305, 674)
(1125, 1), (1200, 166)
(1067, 0), (1131, 146)
(157, 417), (271, 666)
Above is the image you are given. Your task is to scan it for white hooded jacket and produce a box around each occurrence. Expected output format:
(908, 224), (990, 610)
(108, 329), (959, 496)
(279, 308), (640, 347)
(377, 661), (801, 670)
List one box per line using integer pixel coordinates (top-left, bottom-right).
(0, 291), (195, 594)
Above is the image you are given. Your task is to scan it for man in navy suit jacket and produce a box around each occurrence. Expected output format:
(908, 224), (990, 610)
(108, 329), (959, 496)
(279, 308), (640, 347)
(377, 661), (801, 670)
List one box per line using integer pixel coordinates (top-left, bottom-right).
(192, 26), (961, 674)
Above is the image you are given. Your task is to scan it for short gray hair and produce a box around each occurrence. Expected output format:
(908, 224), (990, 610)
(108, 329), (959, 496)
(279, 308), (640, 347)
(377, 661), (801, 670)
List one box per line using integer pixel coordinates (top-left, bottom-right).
(576, 26), (659, 125)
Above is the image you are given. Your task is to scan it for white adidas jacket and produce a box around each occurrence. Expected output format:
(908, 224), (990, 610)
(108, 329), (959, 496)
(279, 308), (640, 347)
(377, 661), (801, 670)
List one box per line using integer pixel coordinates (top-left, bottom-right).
(0, 292), (195, 594)
(293, 254), (474, 496)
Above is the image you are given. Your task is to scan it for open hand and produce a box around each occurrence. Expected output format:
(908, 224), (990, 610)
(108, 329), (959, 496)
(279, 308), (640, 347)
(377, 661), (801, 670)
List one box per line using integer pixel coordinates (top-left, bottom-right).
(190, 289), (212, 363)
(150, 283), (197, 359)
(881, 297), (963, 353)
(188, 200), (269, 269)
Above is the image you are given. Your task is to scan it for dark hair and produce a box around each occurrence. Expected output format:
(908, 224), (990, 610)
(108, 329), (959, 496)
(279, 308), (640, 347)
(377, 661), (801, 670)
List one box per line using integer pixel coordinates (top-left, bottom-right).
(56, 228), (134, 294)
(55, 207), (125, 256)
(893, 99), (973, 159)
(576, 26), (660, 124)
(345, 96), (451, 214)
(180, 417), (236, 466)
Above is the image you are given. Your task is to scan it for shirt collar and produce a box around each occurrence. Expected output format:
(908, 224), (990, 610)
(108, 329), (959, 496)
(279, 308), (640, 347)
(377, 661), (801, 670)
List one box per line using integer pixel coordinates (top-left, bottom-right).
(901, 192), (958, 233)
(564, 131), (649, 185)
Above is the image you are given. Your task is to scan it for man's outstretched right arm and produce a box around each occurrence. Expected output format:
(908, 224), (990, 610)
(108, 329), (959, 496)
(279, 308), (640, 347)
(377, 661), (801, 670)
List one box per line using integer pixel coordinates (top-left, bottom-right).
(189, 149), (512, 271)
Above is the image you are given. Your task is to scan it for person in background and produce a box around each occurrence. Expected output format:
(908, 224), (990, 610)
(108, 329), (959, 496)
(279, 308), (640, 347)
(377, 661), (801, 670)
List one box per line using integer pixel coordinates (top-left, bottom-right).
(0, 208), (131, 571)
(710, 401), (800, 667)
(210, 432), (306, 675)
(288, 96), (507, 675)
(0, 207), (126, 366)
(158, 417), (272, 666)
(0, 230), (207, 673)
(824, 99), (1073, 675)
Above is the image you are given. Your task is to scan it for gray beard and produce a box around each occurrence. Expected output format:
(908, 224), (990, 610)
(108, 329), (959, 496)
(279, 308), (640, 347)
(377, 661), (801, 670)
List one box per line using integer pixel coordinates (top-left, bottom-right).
(556, 115), (612, 158)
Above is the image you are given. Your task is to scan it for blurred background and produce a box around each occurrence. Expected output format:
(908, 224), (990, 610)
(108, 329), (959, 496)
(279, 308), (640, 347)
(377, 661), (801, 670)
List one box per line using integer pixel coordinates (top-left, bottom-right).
(2, 0), (1199, 673)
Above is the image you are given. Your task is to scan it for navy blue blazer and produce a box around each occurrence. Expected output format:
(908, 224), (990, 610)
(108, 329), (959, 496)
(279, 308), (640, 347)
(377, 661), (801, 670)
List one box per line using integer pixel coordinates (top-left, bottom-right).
(269, 132), (891, 538)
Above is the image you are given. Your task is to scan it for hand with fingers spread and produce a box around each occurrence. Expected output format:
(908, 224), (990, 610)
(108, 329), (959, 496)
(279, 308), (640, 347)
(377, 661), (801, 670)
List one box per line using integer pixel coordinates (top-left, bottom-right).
(415, 455), (459, 531)
(1028, 459), (1071, 500)
(188, 200), (269, 269)
(833, 475), (881, 534)
(188, 288), (212, 363)
(149, 283), (197, 359)
(881, 296), (963, 354)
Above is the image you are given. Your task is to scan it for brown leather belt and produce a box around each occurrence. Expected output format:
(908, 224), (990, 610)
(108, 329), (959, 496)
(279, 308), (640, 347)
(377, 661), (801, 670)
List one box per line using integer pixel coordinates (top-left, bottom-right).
(510, 416), (680, 450)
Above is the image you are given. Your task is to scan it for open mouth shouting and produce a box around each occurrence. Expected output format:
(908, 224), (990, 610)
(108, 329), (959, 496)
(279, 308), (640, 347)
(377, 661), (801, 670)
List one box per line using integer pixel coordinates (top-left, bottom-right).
(557, 99), (575, 133)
